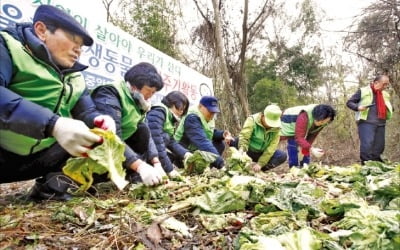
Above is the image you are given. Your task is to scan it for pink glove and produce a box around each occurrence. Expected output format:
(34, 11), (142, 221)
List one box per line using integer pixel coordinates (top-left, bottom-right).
(94, 115), (116, 133)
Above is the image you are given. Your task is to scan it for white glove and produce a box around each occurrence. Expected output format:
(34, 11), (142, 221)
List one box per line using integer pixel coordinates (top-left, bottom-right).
(311, 147), (324, 158)
(93, 115), (116, 133)
(136, 162), (162, 186)
(184, 152), (193, 160)
(153, 162), (167, 178)
(168, 169), (181, 178)
(52, 117), (101, 157)
(183, 152), (193, 165)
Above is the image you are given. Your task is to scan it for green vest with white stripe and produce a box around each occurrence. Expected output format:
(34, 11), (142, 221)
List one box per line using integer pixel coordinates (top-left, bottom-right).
(280, 104), (323, 137)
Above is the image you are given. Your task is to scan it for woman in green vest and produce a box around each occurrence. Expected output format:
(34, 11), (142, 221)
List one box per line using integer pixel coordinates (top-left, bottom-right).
(238, 104), (287, 171)
(280, 104), (336, 168)
(146, 91), (191, 178)
(91, 62), (166, 186)
(346, 75), (393, 164)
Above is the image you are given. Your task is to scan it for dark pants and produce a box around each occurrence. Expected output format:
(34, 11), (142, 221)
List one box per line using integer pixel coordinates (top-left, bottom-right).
(287, 138), (310, 168)
(123, 123), (151, 182)
(358, 122), (385, 164)
(0, 143), (70, 183)
(125, 122), (151, 158)
(247, 149), (287, 170)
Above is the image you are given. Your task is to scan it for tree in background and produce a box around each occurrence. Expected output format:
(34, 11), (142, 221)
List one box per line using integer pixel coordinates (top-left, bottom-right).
(246, 58), (300, 112)
(261, 0), (325, 99)
(106, 0), (181, 59)
(190, 0), (280, 132)
(345, 0), (399, 98)
(189, 0), (328, 133)
(344, 0), (400, 161)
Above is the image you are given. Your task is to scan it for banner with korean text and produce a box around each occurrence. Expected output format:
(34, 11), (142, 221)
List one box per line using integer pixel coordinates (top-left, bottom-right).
(0, 0), (214, 104)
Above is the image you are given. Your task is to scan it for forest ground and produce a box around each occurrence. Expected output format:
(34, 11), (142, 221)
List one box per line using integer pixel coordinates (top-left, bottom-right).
(0, 127), (398, 249)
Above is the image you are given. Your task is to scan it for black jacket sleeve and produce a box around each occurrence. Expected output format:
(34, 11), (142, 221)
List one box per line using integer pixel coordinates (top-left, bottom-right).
(91, 85), (140, 169)
(346, 89), (361, 111)
(71, 88), (101, 127)
(0, 33), (56, 139)
(183, 114), (224, 168)
(146, 107), (174, 172)
(0, 86), (56, 139)
(167, 133), (189, 159)
(0, 35), (12, 87)
(147, 126), (159, 162)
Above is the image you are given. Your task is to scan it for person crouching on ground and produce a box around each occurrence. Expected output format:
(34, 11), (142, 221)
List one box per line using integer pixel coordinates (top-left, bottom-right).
(146, 91), (192, 178)
(238, 104), (287, 172)
(280, 104), (336, 168)
(174, 96), (236, 169)
(0, 5), (115, 201)
(91, 62), (166, 186)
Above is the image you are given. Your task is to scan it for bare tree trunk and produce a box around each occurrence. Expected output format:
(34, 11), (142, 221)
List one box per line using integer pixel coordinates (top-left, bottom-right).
(235, 0), (250, 117)
(211, 0), (241, 132)
(102, 0), (115, 22)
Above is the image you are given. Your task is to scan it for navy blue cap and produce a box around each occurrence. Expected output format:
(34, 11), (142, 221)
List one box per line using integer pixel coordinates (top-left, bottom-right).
(200, 96), (220, 113)
(33, 5), (93, 46)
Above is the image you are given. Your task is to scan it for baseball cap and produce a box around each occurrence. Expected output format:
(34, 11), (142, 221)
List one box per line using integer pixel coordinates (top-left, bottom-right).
(33, 5), (94, 46)
(263, 104), (282, 128)
(200, 96), (220, 113)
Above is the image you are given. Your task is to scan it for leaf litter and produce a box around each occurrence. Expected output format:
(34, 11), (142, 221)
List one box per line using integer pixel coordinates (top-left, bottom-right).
(0, 149), (399, 249)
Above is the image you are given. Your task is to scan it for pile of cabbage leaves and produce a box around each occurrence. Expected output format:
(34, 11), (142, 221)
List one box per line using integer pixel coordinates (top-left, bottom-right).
(128, 159), (399, 249)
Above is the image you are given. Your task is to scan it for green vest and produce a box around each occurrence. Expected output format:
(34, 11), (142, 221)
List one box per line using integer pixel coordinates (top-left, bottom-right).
(357, 86), (393, 120)
(174, 107), (214, 151)
(280, 104), (324, 137)
(98, 80), (145, 140)
(244, 113), (280, 152)
(152, 104), (175, 136)
(0, 32), (85, 155)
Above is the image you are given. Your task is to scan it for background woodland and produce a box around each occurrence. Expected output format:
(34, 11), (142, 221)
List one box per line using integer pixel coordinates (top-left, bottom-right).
(104, 0), (399, 164)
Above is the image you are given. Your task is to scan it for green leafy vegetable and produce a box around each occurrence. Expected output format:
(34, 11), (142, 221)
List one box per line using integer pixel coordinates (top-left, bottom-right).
(184, 150), (218, 175)
(226, 147), (252, 173)
(63, 128), (128, 192)
(194, 189), (246, 214)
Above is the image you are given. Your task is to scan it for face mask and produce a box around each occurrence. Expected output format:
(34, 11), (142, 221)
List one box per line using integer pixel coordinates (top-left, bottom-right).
(131, 90), (151, 112)
(171, 111), (181, 122)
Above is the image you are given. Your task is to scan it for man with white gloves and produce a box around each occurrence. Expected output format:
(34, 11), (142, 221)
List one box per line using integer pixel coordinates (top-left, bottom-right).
(92, 62), (167, 186)
(0, 5), (116, 200)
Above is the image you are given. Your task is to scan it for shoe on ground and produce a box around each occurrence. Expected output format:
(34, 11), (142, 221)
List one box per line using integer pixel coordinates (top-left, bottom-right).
(27, 181), (72, 201)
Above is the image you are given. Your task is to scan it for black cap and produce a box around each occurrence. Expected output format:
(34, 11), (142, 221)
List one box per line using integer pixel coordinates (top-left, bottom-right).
(33, 5), (93, 46)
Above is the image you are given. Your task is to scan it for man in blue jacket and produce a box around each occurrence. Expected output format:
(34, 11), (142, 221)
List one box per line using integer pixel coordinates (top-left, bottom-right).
(174, 96), (235, 169)
(0, 5), (115, 200)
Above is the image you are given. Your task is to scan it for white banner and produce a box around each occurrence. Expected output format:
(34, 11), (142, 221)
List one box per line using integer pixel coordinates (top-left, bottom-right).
(0, 0), (214, 104)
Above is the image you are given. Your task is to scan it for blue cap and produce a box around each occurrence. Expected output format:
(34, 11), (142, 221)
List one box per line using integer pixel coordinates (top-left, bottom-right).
(33, 5), (93, 46)
(200, 96), (220, 113)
